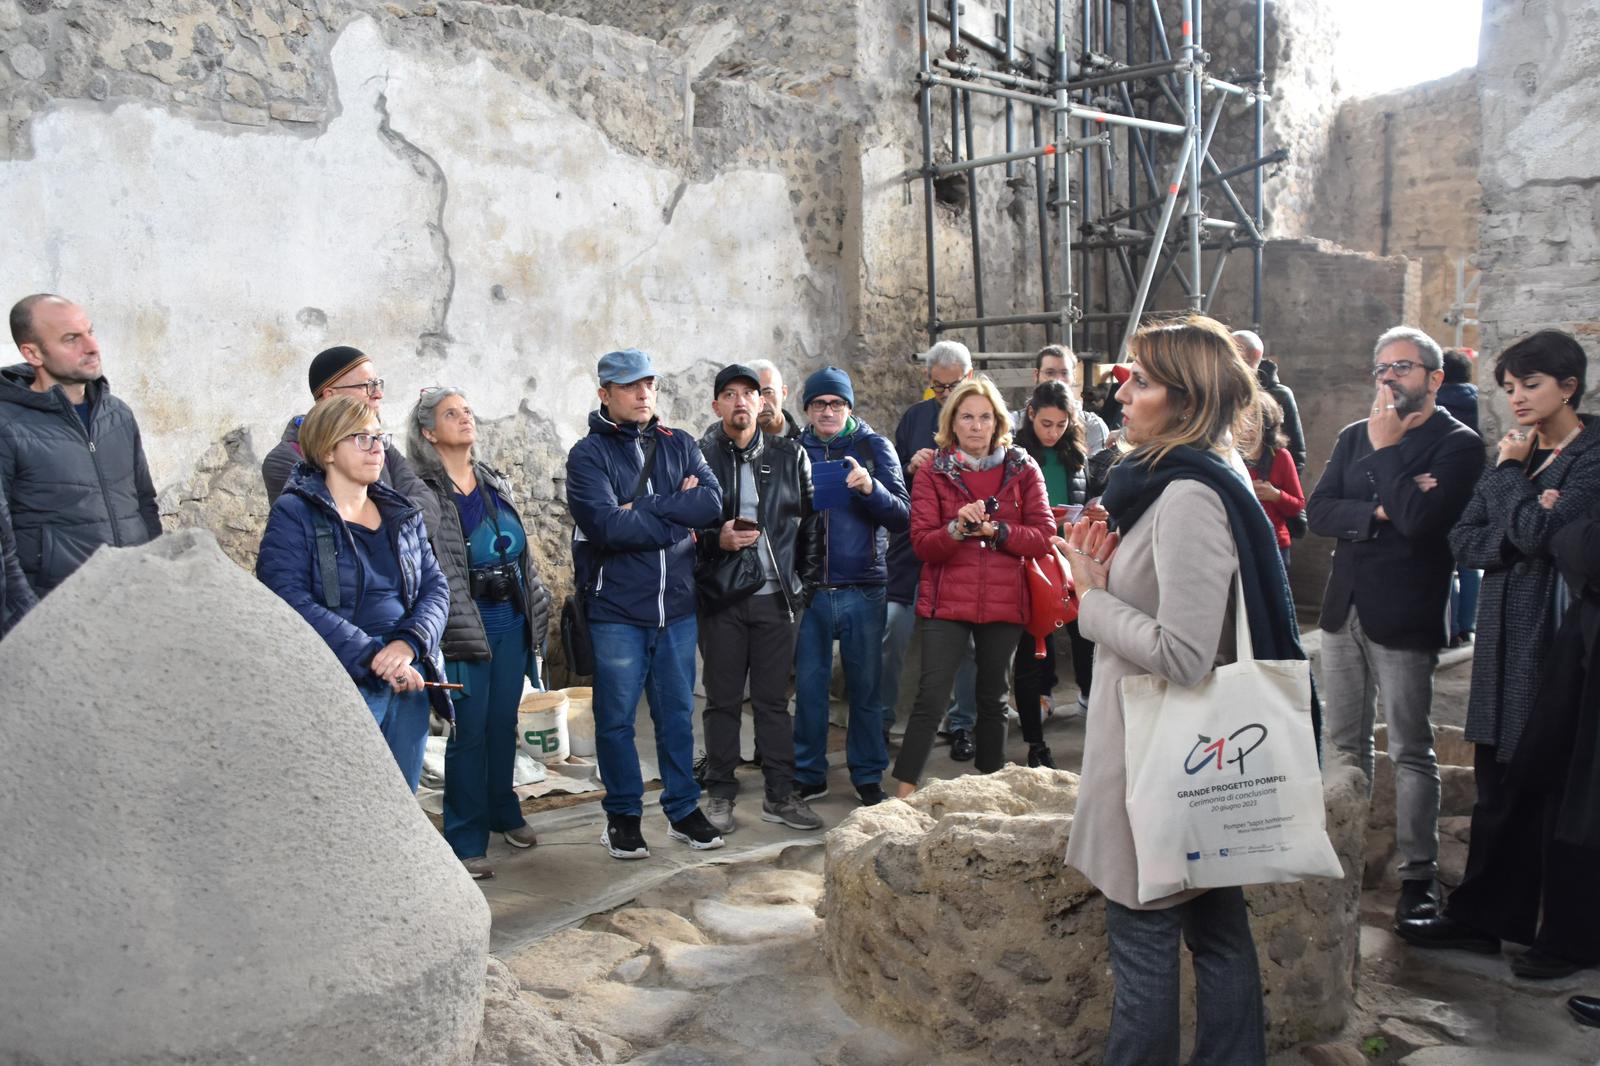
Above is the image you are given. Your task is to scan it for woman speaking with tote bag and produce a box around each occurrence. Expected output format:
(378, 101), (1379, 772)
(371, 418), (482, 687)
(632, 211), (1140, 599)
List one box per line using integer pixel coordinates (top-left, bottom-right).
(1061, 316), (1317, 1066)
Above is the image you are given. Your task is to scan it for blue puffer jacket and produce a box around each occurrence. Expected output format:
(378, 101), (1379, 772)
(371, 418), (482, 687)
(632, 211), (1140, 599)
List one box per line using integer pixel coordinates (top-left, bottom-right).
(567, 409), (723, 628)
(799, 417), (910, 587)
(256, 464), (453, 719)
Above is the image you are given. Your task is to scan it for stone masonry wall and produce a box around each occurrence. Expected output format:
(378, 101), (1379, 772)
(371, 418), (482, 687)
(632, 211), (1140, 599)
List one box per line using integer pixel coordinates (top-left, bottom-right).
(1310, 69), (1482, 352)
(1474, 0), (1600, 444)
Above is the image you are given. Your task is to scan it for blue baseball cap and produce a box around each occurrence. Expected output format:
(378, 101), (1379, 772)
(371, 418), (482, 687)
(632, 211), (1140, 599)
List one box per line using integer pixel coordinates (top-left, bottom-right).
(596, 348), (657, 386)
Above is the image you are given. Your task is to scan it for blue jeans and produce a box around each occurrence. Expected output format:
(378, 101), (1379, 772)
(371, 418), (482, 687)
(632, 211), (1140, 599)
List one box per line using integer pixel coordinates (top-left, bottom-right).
(795, 585), (889, 788)
(443, 626), (530, 859)
(882, 600), (976, 732)
(361, 684), (432, 793)
(590, 615), (701, 822)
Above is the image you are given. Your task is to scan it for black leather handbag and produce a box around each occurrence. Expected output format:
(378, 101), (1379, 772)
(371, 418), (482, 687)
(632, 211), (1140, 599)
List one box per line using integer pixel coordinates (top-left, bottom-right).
(695, 545), (765, 614)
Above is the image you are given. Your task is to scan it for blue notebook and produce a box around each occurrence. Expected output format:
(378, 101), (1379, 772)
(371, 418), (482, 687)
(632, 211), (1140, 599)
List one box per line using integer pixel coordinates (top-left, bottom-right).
(811, 460), (854, 510)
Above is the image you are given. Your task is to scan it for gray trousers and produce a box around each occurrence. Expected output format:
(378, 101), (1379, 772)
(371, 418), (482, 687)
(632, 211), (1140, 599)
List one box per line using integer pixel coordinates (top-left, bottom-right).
(1320, 606), (1440, 881)
(1103, 888), (1266, 1066)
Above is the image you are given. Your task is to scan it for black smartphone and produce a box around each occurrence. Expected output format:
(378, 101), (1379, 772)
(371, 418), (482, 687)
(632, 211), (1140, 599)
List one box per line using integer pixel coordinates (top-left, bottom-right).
(732, 517), (760, 532)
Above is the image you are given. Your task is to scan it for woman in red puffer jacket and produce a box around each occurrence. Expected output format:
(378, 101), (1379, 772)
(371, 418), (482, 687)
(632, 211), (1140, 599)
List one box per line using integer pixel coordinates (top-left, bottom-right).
(891, 377), (1056, 795)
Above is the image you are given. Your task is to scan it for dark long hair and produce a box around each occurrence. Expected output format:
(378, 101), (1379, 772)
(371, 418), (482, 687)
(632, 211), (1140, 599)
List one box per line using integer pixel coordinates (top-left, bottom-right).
(1015, 380), (1086, 472)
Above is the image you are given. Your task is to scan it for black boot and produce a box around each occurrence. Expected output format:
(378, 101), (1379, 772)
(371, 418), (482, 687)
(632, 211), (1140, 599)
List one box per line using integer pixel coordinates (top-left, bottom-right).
(1027, 742), (1056, 769)
(1395, 878), (1441, 922)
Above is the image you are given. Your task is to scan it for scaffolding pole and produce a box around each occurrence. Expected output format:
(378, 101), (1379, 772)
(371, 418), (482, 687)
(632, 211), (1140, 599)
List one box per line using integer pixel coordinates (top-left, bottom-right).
(911, 0), (1281, 364)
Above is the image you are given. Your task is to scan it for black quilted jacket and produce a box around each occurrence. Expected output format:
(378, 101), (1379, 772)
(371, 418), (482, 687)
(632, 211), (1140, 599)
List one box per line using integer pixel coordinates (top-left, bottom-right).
(414, 457), (552, 664)
(0, 363), (161, 595)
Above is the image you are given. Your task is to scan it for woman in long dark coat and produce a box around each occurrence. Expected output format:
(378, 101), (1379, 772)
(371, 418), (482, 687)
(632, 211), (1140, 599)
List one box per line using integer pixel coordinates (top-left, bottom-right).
(1533, 504), (1600, 1023)
(1400, 330), (1600, 979)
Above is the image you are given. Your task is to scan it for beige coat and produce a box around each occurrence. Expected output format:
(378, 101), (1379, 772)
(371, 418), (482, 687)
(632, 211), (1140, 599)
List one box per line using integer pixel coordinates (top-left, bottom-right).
(1065, 479), (1240, 910)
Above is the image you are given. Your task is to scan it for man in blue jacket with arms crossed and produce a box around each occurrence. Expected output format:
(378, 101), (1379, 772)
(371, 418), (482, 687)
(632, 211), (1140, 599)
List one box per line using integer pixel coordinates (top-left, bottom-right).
(567, 348), (725, 859)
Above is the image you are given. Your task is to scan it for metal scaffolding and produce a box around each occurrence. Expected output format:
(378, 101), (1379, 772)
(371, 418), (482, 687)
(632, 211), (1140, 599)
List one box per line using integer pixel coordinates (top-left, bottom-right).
(913, 0), (1282, 364)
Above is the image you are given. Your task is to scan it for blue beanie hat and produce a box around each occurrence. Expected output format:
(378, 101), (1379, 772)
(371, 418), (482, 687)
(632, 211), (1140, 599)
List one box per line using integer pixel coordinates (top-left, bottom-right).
(802, 365), (854, 409)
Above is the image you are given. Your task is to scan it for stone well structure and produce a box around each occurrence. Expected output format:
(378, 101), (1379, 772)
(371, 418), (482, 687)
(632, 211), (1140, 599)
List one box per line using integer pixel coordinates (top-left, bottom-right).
(822, 763), (1367, 1063)
(0, 531), (490, 1065)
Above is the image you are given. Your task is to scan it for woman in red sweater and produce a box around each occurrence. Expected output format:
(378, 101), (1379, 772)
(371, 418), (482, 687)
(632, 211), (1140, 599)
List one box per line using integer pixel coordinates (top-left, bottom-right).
(891, 377), (1056, 795)
(1241, 393), (1304, 573)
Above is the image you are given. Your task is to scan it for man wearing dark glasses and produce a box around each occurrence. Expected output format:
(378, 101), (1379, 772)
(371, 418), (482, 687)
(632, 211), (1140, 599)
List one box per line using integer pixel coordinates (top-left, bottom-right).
(261, 344), (428, 512)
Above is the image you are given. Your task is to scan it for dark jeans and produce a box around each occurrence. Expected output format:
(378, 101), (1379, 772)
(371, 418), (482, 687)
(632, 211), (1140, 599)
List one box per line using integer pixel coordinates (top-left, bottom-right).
(443, 625), (529, 859)
(794, 585), (889, 788)
(1067, 618), (1094, 697)
(893, 617), (1022, 784)
(590, 615), (701, 822)
(1103, 888), (1266, 1066)
(1445, 743), (1600, 963)
(700, 593), (799, 803)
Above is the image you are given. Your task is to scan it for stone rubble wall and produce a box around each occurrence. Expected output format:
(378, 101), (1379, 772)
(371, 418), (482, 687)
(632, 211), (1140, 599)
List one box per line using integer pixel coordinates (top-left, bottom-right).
(1474, 0), (1600, 444)
(1309, 69), (1483, 353)
(822, 763), (1368, 1063)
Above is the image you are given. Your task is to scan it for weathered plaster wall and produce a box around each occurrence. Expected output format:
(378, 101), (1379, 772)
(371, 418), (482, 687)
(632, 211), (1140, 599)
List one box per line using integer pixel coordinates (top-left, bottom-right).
(0, 2), (862, 592)
(1475, 0), (1600, 442)
(1310, 69), (1482, 352)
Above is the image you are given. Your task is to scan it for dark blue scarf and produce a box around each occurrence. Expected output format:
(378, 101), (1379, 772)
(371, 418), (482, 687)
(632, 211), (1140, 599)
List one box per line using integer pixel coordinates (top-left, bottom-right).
(1103, 444), (1320, 742)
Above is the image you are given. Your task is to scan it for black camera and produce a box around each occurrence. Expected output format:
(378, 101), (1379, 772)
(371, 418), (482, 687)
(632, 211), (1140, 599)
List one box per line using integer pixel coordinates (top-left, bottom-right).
(469, 561), (520, 603)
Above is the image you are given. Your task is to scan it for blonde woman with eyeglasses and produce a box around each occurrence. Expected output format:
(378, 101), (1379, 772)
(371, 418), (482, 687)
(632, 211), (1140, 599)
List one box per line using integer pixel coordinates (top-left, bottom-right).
(257, 395), (452, 793)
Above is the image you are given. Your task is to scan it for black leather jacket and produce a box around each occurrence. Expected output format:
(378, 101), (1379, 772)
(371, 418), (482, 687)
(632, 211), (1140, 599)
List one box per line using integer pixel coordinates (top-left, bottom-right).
(696, 424), (823, 616)
(413, 457), (553, 665)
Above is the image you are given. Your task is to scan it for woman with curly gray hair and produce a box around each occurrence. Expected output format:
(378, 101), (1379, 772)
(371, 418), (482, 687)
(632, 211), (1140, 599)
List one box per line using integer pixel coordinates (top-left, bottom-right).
(408, 387), (553, 881)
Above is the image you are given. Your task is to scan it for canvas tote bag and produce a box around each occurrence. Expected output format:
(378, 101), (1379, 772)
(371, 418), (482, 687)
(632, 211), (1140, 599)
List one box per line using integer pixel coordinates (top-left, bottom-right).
(1121, 578), (1342, 904)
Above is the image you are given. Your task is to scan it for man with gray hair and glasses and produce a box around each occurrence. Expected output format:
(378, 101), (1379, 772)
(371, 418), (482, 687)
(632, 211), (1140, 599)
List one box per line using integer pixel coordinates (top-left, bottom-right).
(882, 339), (981, 760)
(747, 359), (801, 441)
(1306, 325), (1484, 927)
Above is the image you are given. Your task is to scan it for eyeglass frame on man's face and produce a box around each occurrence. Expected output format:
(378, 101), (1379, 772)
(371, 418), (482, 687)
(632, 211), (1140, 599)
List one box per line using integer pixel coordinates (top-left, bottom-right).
(328, 377), (385, 398)
(1370, 361), (1435, 380)
(342, 431), (393, 453)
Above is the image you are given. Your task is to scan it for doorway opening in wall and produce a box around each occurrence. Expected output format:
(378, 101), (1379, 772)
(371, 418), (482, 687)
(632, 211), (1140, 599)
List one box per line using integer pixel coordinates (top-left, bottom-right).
(1333, 0), (1483, 97)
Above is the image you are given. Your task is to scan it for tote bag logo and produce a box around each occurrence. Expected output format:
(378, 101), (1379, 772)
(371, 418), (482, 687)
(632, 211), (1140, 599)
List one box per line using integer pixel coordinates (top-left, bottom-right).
(1183, 724), (1268, 776)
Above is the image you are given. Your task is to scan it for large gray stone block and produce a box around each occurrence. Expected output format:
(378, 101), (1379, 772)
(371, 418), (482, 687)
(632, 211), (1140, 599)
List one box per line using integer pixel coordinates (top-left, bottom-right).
(0, 531), (490, 1064)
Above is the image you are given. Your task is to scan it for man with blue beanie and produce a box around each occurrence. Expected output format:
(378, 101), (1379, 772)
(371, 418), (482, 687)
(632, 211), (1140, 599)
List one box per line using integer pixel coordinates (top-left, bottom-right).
(793, 365), (910, 805)
(566, 348), (725, 858)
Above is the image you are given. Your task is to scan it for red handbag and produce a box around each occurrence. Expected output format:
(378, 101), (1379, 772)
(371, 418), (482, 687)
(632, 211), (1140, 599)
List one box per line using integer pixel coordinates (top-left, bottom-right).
(1024, 545), (1079, 658)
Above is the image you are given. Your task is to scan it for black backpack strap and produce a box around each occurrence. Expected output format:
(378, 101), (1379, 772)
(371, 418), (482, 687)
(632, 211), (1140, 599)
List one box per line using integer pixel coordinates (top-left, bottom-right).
(852, 437), (876, 476)
(309, 508), (341, 610)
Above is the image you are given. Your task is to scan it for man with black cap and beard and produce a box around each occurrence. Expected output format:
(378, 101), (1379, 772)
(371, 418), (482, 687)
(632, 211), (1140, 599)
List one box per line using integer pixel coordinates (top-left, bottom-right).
(695, 363), (823, 835)
(261, 345), (428, 511)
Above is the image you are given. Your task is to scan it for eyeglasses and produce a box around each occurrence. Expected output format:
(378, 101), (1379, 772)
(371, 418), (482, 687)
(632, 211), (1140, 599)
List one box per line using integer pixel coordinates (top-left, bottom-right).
(343, 431), (393, 453)
(808, 399), (849, 413)
(419, 385), (457, 395)
(929, 379), (963, 397)
(1371, 361), (1433, 379)
(329, 378), (385, 398)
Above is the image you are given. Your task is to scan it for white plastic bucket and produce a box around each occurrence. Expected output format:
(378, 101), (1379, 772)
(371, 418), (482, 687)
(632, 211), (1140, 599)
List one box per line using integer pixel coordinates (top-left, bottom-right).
(517, 690), (570, 763)
(562, 686), (595, 757)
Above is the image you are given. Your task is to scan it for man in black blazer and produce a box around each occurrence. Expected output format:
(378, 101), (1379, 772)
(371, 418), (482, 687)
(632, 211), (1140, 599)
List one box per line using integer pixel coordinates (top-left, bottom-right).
(1307, 326), (1485, 926)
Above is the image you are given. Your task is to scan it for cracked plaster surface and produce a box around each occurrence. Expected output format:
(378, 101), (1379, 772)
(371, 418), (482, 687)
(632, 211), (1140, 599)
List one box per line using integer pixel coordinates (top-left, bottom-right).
(0, 15), (825, 492)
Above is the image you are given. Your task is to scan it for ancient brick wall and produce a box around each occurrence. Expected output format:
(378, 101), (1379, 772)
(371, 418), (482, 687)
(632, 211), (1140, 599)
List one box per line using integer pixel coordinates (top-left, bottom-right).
(1310, 69), (1482, 352)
